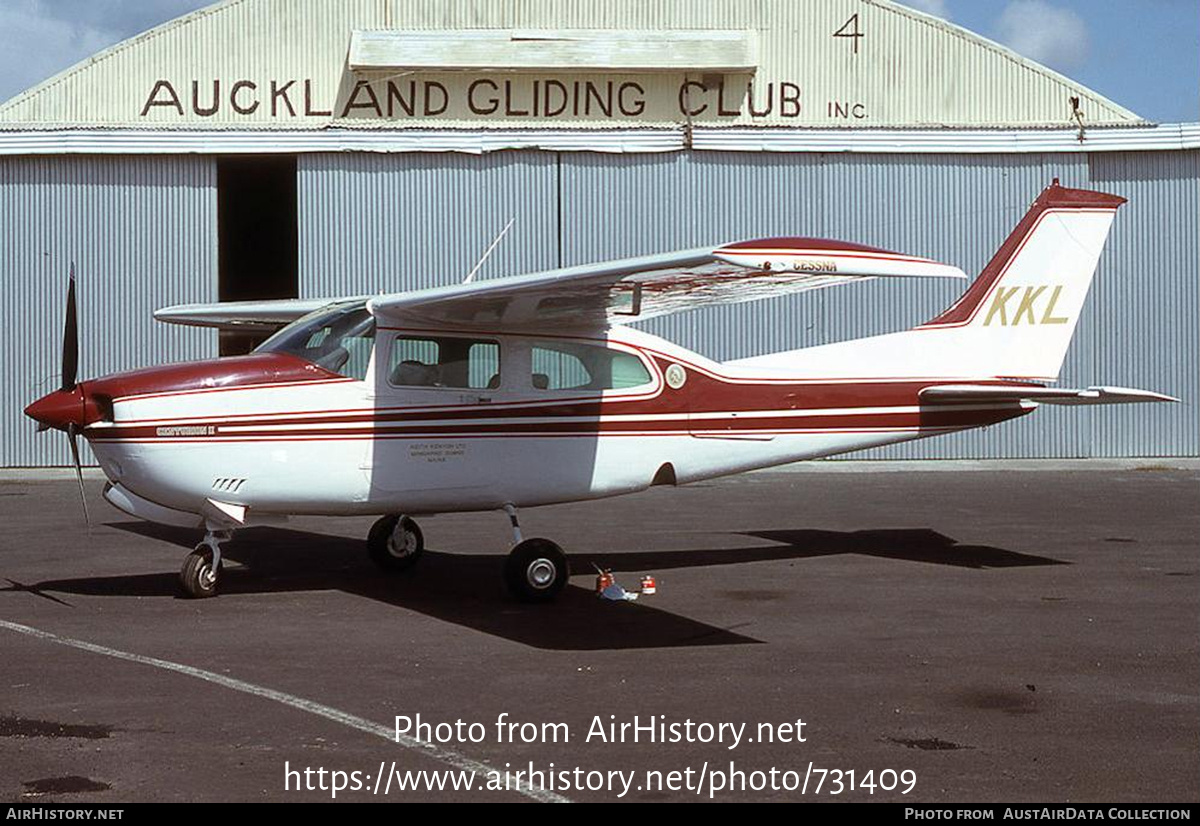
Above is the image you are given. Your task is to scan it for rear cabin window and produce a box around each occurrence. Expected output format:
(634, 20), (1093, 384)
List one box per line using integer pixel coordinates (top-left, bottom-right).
(530, 342), (652, 392)
(388, 336), (500, 389)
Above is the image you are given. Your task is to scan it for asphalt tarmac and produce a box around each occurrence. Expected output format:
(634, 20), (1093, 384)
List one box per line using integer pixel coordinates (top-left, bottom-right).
(1, 463), (1196, 803)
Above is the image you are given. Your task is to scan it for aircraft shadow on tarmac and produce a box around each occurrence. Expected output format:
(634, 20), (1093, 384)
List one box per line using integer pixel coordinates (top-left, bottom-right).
(7, 523), (1065, 651)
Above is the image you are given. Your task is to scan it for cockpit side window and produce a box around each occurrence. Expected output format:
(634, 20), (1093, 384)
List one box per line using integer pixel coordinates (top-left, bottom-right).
(255, 303), (376, 380)
(388, 335), (501, 390)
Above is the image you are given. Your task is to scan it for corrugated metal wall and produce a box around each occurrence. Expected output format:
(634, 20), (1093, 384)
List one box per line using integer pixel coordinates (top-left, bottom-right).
(299, 149), (1197, 459)
(1, 149), (1193, 465)
(0, 156), (216, 466)
(1086, 151), (1200, 457)
(298, 152), (559, 296)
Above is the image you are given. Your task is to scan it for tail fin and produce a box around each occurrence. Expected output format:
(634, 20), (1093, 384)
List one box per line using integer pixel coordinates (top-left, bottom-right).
(916, 180), (1125, 379)
(729, 180), (1126, 381)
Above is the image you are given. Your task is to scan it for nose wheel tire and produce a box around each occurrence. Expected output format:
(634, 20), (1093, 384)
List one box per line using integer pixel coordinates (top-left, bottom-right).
(504, 538), (568, 603)
(180, 547), (221, 599)
(368, 515), (425, 572)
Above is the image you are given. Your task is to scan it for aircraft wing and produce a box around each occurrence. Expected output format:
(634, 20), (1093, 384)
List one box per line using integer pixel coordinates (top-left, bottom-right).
(367, 239), (966, 331)
(153, 298), (355, 331)
(154, 238), (964, 333)
(920, 385), (1178, 405)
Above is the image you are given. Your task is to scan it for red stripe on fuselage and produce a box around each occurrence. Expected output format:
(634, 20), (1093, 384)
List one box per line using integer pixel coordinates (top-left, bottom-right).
(87, 369), (1031, 443)
(81, 340), (1038, 446)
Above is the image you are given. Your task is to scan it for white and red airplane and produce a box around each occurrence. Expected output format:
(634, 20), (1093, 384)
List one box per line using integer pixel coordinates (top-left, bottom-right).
(25, 180), (1174, 602)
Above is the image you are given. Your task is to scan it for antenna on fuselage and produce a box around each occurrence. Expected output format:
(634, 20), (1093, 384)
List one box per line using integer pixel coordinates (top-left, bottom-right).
(463, 218), (515, 284)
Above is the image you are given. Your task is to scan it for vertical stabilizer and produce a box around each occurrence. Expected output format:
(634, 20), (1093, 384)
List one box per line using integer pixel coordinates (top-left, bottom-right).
(732, 181), (1127, 381)
(916, 180), (1125, 379)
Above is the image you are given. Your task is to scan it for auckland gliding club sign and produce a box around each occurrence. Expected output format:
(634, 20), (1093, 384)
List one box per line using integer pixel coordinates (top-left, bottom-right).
(138, 76), (818, 122)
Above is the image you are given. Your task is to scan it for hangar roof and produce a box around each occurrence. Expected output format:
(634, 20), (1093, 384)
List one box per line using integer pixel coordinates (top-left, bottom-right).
(0, 0), (1144, 132)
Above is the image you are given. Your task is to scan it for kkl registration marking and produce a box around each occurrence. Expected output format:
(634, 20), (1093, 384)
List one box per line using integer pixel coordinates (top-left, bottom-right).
(984, 285), (1068, 326)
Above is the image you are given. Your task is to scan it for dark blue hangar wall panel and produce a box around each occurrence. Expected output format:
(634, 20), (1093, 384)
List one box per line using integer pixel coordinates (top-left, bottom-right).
(296, 149), (1198, 460)
(0, 156), (216, 467)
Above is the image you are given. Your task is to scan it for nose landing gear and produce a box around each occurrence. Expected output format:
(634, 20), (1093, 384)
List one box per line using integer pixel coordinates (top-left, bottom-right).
(179, 528), (231, 599)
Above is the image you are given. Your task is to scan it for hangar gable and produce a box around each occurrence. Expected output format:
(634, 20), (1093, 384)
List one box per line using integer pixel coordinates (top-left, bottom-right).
(0, 0), (1143, 131)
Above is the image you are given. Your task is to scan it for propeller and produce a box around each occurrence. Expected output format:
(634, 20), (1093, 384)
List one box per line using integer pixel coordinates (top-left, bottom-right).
(62, 266), (78, 392)
(67, 422), (91, 529)
(43, 266), (90, 527)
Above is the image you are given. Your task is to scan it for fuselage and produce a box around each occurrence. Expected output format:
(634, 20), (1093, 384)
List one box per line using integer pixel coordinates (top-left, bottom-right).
(28, 312), (1030, 524)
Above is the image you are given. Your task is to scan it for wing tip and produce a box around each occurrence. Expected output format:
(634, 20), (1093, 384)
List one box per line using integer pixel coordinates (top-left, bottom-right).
(1089, 386), (1180, 404)
(153, 305), (186, 324)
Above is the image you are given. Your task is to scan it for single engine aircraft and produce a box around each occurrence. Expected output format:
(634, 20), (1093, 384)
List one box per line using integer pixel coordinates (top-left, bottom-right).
(24, 181), (1175, 602)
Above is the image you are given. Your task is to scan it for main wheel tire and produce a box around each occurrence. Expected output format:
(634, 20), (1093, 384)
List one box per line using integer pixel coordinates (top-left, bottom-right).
(368, 515), (424, 572)
(504, 538), (568, 603)
(180, 548), (220, 599)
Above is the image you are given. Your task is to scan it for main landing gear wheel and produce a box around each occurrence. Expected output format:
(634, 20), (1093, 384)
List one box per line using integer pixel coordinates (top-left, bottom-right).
(180, 546), (221, 599)
(368, 515), (425, 572)
(504, 538), (569, 603)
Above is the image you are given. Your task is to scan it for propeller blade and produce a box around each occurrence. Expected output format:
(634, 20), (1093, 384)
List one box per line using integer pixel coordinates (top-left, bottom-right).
(66, 423), (91, 529)
(62, 265), (78, 392)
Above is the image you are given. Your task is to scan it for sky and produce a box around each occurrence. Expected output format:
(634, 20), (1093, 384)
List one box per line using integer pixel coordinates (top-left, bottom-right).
(899, 0), (1199, 122)
(0, 0), (1196, 122)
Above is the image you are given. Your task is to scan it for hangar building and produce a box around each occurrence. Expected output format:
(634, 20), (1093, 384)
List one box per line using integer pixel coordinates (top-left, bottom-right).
(1, 0), (1196, 466)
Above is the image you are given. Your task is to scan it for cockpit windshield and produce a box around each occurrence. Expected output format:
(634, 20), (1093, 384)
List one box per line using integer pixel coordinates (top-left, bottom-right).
(255, 301), (375, 380)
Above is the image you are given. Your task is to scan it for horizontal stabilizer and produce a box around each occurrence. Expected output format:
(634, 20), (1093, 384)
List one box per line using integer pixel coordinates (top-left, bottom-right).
(920, 384), (1179, 406)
